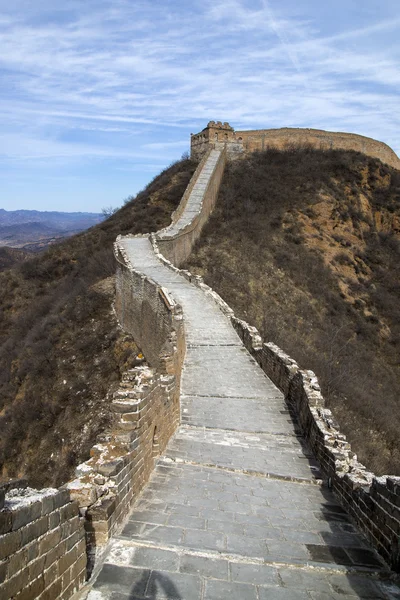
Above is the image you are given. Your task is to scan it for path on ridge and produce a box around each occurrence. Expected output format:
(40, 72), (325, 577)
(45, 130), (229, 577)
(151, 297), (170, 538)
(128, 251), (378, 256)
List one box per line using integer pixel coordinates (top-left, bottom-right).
(87, 239), (396, 600)
(86, 149), (397, 599)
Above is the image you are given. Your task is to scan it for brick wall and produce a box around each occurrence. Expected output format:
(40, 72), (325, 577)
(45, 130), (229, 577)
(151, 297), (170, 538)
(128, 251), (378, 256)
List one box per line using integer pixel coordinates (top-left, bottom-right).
(231, 318), (400, 572)
(156, 148), (227, 267)
(0, 483), (86, 600)
(66, 244), (186, 567)
(237, 127), (400, 170)
(191, 122), (400, 170)
(67, 358), (183, 569)
(114, 241), (184, 368)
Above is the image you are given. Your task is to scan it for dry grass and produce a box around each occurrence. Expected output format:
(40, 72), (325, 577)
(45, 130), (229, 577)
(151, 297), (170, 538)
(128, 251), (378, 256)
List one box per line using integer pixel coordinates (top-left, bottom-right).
(0, 157), (197, 487)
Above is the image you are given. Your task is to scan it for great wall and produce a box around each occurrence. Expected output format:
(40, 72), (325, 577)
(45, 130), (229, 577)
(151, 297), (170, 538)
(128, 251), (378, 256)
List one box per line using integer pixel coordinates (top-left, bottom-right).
(1, 124), (400, 599)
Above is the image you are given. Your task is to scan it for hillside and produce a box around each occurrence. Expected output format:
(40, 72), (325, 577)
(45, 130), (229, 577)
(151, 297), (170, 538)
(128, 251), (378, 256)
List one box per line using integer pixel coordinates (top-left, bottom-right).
(0, 157), (197, 487)
(184, 147), (400, 476)
(0, 247), (30, 272)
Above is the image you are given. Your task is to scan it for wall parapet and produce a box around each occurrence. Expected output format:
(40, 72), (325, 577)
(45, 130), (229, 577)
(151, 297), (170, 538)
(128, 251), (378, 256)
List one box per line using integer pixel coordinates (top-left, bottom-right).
(191, 122), (400, 170)
(152, 257), (400, 573)
(156, 148), (227, 267)
(0, 485), (86, 600)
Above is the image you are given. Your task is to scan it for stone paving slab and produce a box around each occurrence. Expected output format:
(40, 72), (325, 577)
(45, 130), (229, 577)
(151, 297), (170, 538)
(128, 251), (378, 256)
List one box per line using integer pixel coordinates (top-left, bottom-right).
(114, 463), (381, 566)
(182, 346), (280, 398)
(181, 395), (299, 433)
(164, 427), (321, 481)
(89, 537), (399, 600)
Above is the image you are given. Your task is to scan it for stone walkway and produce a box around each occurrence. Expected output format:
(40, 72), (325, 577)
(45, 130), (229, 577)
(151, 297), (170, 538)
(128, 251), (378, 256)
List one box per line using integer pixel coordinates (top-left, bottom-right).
(86, 236), (399, 599)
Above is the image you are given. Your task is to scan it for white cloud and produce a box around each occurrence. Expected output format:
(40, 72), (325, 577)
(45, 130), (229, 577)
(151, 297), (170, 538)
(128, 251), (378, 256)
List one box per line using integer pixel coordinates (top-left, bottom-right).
(0, 0), (399, 210)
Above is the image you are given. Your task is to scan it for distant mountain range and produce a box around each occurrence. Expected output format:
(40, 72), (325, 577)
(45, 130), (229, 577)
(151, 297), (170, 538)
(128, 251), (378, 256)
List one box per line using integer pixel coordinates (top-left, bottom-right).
(0, 209), (104, 251)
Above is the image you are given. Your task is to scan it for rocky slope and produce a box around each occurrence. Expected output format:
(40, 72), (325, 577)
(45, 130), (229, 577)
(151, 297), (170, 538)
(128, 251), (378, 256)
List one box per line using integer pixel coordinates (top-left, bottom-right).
(0, 157), (197, 487)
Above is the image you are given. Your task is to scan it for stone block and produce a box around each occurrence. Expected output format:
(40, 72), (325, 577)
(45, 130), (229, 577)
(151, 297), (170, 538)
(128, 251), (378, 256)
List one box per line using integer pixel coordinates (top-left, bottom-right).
(0, 530), (21, 561)
(53, 490), (71, 510)
(39, 528), (62, 555)
(0, 559), (7, 584)
(58, 548), (77, 577)
(96, 458), (125, 477)
(66, 482), (98, 508)
(0, 490), (4, 510)
(37, 577), (62, 600)
(26, 540), (39, 563)
(21, 515), (49, 546)
(60, 502), (79, 522)
(12, 502), (42, 531)
(65, 530), (81, 552)
(48, 511), (61, 530)
(43, 561), (58, 588)
(31, 575), (46, 598)
(44, 541), (65, 569)
(87, 497), (116, 521)
(0, 509), (12, 535)
(29, 555), (46, 580)
(40, 495), (55, 516)
(63, 564), (73, 589)
(7, 547), (28, 578)
(0, 565), (29, 597)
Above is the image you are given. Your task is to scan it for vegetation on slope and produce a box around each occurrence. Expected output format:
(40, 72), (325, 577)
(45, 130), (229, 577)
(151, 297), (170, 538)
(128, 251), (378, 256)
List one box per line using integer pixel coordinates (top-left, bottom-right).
(0, 157), (197, 487)
(185, 147), (400, 475)
(0, 247), (30, 272)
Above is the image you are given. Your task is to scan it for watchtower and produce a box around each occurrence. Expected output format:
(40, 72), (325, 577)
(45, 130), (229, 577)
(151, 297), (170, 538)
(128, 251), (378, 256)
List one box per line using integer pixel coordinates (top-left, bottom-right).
(190, 121), (242, 160)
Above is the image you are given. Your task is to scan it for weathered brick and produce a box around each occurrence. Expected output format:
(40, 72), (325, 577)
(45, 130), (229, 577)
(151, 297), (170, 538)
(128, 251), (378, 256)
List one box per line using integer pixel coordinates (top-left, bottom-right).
(38, 577), (63, 600)
(43, 561), (58, 588)
(53, 490), (71, 510)
(76, 537), (86, 557)
(0, 566), (29, 597)
(58, 548), (77, 576)
(0, 529), (21, 561)
(29, 555), (46, 580)
(7, 547), (28, 578)
(59, 575), (84, 600)
(26, 540), (39, 563)
(21, 515), (49, 546)
(48, 511), (61, 530)
(44, 541), (65, 569)
(66, 515), (81, 536)
(40, 495), (55, 517)
(86, 497), (116, 521)
(72, 551), (87, 577)
(12, 503), (40, 531)
(0, 559), (7, 584)
(27, 574), (45, 599)
(62, 564), (72, 588)
(0, 510), (12, 535)
(60, 502), (79, 523)
(65, 530), (81, 552)
(14, 581), (38, 600)
(39, 528), (62, 555)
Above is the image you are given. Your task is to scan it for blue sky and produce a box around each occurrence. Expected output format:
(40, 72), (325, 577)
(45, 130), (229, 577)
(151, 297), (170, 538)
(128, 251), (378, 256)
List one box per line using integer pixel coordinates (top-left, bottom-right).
(1, 0), (399, 212)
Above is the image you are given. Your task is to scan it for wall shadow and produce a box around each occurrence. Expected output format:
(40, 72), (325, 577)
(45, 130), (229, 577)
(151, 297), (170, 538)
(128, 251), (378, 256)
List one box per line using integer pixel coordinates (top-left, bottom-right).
(129, 571), (182, 600)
